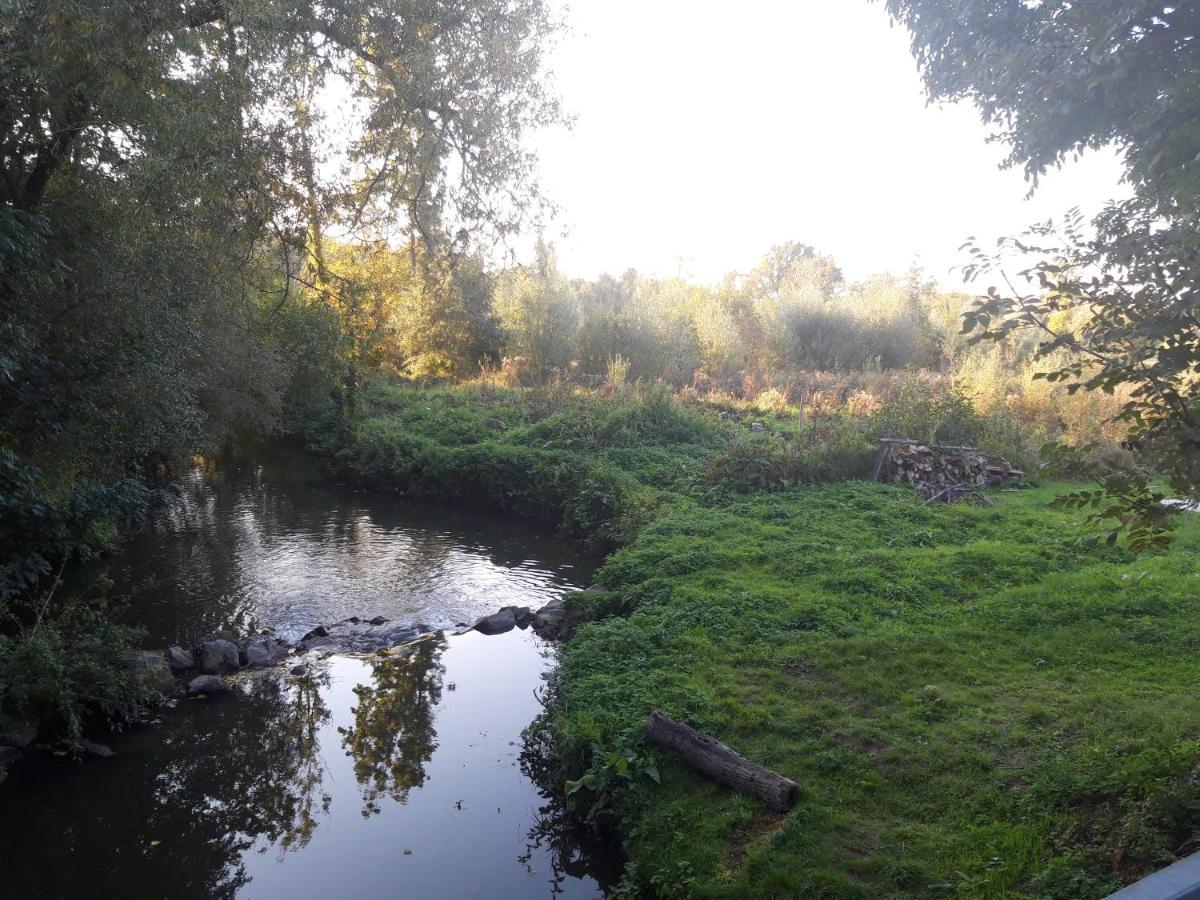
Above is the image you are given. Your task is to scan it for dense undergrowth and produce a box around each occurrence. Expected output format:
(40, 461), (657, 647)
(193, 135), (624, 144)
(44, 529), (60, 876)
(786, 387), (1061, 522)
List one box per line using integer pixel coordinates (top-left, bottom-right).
(321, 378), (1200, 898)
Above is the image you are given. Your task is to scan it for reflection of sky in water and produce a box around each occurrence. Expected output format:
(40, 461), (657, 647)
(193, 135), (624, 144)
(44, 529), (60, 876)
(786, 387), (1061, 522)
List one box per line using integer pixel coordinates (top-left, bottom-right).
(7, 444), (614, 898)
(98, 443), (596, 643)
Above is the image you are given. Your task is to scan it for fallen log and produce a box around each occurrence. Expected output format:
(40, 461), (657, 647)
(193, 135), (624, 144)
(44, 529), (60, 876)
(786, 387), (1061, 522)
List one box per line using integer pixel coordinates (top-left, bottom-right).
(644, 710), (800, 812)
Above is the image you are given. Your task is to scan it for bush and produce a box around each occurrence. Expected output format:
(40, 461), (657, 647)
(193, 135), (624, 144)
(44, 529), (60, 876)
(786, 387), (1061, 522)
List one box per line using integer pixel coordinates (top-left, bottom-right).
(705, 416), (876, 492)
(872, 376), (986, 446)
(0, 596), (150, 739)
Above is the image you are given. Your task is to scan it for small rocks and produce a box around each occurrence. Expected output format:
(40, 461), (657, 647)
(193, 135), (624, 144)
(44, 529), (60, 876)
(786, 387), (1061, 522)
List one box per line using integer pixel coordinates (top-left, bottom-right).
(187, 674), (229, 695)
(199, 639), (240, 674)
(165, 646), (194, 672)
(751, 421), (765, 432)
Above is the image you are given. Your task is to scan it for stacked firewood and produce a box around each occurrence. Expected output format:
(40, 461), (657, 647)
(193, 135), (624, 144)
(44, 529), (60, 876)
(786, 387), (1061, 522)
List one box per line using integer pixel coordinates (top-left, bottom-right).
(874, 438), (1023, 501)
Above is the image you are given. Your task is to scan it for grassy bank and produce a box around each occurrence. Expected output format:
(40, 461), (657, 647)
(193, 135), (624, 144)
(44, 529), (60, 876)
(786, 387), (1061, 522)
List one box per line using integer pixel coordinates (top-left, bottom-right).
(321, 380), (1200, 898)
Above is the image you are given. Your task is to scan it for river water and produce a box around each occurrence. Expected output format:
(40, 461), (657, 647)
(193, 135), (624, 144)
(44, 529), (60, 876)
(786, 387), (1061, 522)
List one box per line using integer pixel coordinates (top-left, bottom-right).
(0, 442), (617, 898)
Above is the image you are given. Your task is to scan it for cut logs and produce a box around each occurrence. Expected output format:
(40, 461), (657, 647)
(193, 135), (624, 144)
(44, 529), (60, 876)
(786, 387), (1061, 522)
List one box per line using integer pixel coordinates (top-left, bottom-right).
(644, 710), (800, 812)
(873, 437), (1022, 502)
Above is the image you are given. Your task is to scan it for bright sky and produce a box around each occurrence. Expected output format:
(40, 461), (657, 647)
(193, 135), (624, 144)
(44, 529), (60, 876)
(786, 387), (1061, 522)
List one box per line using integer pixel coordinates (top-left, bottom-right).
(534, 0), (1129, 289)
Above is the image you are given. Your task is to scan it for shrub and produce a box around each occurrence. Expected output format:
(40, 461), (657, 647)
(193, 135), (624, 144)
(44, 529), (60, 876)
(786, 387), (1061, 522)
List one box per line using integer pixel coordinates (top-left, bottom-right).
(0, 595), (150, 739)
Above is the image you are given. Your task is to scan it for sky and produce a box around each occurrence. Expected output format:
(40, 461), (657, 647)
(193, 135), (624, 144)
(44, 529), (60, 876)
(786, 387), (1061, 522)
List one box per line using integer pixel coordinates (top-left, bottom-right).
(532, 0), (1129, 289)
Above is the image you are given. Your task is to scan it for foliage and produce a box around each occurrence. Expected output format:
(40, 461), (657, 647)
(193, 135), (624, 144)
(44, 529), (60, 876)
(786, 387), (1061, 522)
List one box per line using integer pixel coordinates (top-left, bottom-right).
(962, 210), (1200, 546)
(0, 590), (150, 740)
(0, 0), (559, 732)
(883, 0), (1200, 546)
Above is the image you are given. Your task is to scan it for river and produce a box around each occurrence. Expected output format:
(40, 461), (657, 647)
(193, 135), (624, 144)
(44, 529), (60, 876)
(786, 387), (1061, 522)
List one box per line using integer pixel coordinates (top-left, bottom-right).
(0, 442), (618, 898)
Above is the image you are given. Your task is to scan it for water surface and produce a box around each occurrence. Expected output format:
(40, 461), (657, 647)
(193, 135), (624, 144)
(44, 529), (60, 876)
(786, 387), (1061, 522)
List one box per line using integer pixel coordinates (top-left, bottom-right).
(0, 442), (615, 898)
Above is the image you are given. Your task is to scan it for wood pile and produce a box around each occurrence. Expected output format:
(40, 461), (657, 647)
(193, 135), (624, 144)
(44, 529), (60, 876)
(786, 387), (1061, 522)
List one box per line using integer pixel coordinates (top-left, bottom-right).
(873, 438), (1023, 503)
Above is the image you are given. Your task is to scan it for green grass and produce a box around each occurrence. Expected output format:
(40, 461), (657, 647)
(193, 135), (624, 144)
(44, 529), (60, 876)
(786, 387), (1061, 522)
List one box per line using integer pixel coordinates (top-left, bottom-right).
(321, 380), (1200, 898)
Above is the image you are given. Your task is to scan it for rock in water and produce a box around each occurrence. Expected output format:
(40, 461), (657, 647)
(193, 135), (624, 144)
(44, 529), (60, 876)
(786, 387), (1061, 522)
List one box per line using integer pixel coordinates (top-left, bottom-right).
(199, 639), (240, 674)
(187, 674), (229, 695)
(300, 625), (329, 642)
(243, 636), (287, 667)
(165, 646), (194, 672)
(531, 599), (566, 638)
(474, 608), (518, 635)
(127, 651), (177, 693)
(368, 615), (388, 626)
(77, 739), (114, 758)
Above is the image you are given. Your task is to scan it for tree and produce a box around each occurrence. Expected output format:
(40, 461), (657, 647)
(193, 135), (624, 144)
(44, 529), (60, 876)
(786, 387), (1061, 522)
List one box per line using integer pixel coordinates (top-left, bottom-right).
(0, 0), (560, 732)
(882, 0), (1200, 543)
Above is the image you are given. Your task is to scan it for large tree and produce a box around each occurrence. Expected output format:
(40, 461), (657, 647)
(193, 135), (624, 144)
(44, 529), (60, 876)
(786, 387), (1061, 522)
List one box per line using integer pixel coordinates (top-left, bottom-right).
(881, 0), (1200, 545)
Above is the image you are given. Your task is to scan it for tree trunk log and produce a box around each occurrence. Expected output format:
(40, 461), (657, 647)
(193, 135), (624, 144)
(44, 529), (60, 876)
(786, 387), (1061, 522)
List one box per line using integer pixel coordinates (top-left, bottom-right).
(644, 711), (800, 812)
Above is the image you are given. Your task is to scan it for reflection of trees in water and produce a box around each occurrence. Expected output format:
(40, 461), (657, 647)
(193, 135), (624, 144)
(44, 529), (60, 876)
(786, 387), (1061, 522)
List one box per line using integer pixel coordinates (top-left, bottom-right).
(520, 702), (623, 894)
(339, 635), (446, 815)
(141, 671), (333, 897)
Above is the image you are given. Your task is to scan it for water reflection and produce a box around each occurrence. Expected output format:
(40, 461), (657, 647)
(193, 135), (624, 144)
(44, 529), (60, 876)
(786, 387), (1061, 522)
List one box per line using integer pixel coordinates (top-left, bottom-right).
(340, 635), (446, 815)
(92, 441), (593, 645)
(6, 442), (616, 898)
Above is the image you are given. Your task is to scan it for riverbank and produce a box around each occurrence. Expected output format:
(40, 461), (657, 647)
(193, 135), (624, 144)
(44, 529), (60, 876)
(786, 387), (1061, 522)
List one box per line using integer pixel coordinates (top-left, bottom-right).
(323, 380), (1200, 898)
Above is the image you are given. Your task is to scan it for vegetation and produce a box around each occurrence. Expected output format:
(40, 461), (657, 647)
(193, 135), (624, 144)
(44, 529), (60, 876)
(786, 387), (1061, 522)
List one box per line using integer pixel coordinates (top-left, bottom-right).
(325, 379), (1200, 898)
(0, 0), (559, 735)
(882, 0), (1200, 543)
(3, 0), (1198, 895)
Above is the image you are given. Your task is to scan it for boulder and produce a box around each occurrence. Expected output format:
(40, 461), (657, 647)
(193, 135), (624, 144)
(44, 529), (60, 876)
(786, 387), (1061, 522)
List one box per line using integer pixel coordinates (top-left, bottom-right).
(199, 639), (240, 674)
(187, 674), (229, 695)
(474, 608), (517, 636)
(0, 722), (37, 749)
(165, 646), (194, 672)
(127, 651), (177, 693)
(243, 636), (287, 667)
(0, 746), (20, 765)
(531, 598), (566, 637)
(511, 607), (533, 628)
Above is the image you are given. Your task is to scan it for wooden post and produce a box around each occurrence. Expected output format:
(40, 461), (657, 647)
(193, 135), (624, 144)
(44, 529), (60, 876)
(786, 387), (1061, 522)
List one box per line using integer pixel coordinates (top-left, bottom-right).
(644, 711), (800, 812)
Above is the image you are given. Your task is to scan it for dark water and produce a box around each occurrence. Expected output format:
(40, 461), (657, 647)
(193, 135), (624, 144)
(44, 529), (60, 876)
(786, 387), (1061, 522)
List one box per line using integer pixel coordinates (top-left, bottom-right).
(0, 443), (617, 898)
